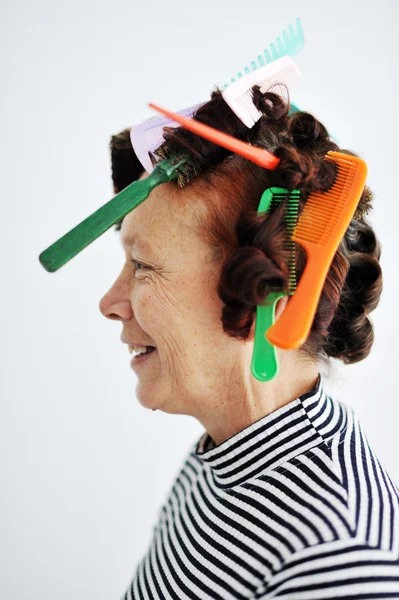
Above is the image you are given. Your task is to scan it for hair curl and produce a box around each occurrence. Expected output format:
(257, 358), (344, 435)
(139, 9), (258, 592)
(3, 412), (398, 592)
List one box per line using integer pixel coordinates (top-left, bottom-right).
(110, 85), (382, 367)
(109, 128), (144, 192)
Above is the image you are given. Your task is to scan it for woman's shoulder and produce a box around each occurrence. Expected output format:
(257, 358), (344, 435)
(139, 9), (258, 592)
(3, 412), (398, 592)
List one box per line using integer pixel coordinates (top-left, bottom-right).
(280, 394), (399, 548)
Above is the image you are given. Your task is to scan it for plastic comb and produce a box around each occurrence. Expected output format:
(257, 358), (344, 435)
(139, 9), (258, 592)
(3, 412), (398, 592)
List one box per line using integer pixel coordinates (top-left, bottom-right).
(251, 188), (300, 381)
(266, 151), (368, 350)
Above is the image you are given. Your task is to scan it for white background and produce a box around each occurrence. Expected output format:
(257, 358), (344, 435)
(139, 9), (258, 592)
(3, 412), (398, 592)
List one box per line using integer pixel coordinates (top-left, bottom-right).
(1, 0), (398, 598)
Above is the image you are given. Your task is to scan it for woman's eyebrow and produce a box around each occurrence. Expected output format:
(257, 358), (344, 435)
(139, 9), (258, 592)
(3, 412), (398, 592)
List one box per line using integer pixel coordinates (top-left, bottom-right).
(120, 234), (157, 258)
(121, 234), (147, 249)
(121, 233), (163, 269)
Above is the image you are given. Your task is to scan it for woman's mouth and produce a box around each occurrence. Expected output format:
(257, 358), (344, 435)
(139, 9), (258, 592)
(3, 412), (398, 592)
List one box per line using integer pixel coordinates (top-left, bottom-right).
(130, 346), (157, 369)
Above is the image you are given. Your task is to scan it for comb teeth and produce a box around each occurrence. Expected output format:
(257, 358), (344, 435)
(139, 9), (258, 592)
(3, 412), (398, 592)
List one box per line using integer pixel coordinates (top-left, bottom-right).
(270, 191), (300, 295)
(222, 17), (305, 88)
(294, 159), (357, 245)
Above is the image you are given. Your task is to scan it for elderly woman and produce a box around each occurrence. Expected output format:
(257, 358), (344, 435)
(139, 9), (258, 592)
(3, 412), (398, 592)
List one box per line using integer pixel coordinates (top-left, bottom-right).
(101, 89), (399, 599)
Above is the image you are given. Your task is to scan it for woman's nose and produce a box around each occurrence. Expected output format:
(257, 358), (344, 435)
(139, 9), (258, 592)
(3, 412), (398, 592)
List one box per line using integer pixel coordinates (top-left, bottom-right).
(99, 277), (133, 322)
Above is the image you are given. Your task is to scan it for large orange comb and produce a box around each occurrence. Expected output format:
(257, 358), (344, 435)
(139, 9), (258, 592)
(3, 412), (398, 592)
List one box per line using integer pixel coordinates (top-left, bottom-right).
(267, 151), (368, 350)
(148, 102), (280, 170)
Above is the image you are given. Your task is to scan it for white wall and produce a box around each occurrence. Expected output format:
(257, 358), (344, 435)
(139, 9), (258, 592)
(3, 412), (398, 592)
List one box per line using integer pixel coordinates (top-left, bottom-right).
(1, 0), (398, 598)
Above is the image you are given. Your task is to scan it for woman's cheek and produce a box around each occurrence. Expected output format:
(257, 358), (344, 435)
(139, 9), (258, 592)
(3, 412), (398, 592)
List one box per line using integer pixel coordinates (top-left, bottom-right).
(134, 276), (183, 336)
(134, 281), (169, 334)
(133, 282), (156, 326)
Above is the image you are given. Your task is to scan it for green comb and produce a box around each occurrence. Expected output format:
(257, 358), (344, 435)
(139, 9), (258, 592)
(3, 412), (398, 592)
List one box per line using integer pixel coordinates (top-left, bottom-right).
(38, 156), (190, 273)
(251, 187), (300, 382)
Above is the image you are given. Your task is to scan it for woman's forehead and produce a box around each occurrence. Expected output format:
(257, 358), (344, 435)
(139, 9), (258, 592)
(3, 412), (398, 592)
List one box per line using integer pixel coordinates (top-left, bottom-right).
(120, 182), (195, 253)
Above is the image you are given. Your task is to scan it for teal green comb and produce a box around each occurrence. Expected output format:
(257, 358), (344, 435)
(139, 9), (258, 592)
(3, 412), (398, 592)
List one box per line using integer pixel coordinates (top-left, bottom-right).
(222, 17), (304, 89)
(38, 156), (190, 273)
(220, 18), (304, 119)
(251, 187), (300, 382)
(220, 16), (338, 144)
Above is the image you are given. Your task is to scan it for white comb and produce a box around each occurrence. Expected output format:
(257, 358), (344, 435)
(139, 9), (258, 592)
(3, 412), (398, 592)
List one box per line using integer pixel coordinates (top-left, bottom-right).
(221, 55), (302, 129)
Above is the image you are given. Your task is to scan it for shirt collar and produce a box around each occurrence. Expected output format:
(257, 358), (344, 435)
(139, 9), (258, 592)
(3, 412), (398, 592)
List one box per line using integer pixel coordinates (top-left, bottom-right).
(194, 373), (343, 489)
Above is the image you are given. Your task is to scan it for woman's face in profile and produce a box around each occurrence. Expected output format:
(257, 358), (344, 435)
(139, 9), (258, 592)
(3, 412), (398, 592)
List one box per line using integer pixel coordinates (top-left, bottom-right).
(99, 175), (237, 415)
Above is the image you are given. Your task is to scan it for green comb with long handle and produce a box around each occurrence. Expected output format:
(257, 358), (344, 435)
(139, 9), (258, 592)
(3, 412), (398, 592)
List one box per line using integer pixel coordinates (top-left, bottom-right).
(39, 156), (190, 273)
(251, 187), (300, 382)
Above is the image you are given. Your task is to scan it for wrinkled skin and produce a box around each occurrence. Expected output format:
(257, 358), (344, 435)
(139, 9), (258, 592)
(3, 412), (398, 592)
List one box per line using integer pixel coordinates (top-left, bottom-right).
(99, 173), (319, 446)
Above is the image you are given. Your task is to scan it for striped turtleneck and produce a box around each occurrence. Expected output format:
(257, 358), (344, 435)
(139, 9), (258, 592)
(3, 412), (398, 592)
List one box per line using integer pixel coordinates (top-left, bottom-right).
(121, 373), (399, 599)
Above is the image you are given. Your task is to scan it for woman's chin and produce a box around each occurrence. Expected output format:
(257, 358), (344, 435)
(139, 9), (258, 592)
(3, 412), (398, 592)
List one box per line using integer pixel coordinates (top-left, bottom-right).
(136, 387), (182, 415)
(135, 385), (158, 410)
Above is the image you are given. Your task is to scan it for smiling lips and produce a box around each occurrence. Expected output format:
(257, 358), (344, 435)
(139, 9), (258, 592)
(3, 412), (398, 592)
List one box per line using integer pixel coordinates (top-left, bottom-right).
(129, 345), (156, 356)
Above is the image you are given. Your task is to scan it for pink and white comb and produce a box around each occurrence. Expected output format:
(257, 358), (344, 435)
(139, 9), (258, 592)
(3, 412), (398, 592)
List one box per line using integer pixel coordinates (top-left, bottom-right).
(130, 102), (205, 174)
(221, 56), (302, 128)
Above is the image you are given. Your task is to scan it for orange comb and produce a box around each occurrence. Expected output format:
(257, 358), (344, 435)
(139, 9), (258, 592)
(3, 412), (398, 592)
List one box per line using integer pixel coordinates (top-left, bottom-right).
(148, 102), (280, 170)
(266, 151), (368, 350)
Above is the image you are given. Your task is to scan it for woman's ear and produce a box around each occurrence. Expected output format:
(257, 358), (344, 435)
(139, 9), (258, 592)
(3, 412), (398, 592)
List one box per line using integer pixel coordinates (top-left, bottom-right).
(248, 295), (289, 343)
(275, 295), (289, 321)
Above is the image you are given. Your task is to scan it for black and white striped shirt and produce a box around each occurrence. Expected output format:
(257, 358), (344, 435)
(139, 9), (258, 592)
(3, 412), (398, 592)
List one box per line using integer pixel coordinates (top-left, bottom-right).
(121, 373), (399, 599)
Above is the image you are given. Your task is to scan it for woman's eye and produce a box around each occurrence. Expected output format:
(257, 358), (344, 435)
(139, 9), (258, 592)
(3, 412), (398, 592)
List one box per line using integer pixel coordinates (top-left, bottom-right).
(130, 259), (147, 273)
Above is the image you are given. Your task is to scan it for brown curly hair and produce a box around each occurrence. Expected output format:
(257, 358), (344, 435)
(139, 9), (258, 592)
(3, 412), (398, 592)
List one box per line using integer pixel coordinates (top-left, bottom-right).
(110, 85), (382, 368)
